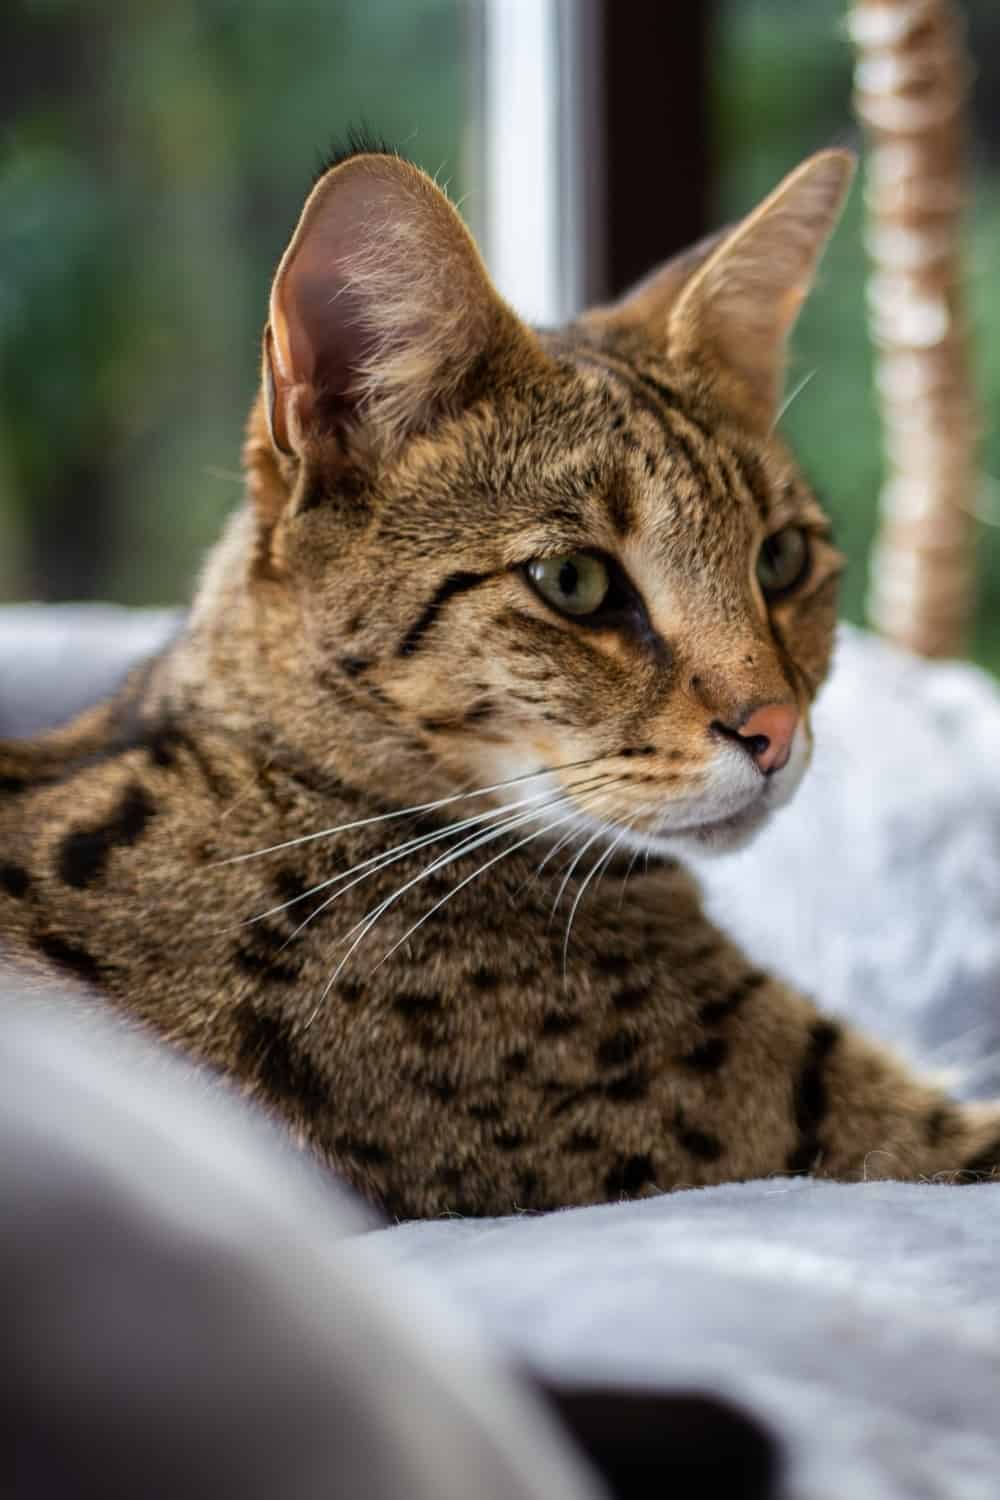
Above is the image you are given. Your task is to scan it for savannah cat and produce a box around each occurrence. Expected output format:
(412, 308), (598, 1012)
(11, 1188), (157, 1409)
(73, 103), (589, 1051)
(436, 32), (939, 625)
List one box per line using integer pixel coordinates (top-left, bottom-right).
(2, 143), (998, 1219)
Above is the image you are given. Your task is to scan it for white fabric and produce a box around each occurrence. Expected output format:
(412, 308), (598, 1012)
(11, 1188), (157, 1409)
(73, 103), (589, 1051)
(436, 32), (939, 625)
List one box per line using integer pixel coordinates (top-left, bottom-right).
(5, 608), (1000, 1497)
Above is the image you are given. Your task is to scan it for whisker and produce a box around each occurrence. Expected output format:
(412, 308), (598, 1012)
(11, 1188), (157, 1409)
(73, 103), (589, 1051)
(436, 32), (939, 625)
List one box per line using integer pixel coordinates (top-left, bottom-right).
(217, 755), (608, 865)
(518, 790), (618, 898)
(772, 367), (817, 431)
(618, 838), (646, 910)
(562, 826), (632, 982)
(229, 785), (571, 933)
(551, 816), (614, 917)
(369, 790), (617, 980)
(300, 782), (618, 1024)
(287, 772), (614, 952)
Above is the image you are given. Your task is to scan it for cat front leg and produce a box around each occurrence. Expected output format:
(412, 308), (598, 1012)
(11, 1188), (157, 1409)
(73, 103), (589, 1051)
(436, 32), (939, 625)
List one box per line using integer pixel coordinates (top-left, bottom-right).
(670, 972), (1000, 1187)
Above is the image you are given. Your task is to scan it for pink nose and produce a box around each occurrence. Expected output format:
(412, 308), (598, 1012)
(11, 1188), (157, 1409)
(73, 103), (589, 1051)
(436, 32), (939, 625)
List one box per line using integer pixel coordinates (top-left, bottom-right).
(735, 702), (799, 774)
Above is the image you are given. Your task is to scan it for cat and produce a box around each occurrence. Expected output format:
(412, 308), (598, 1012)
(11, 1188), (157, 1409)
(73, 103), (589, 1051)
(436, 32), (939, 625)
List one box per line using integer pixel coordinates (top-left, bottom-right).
(2, 141), (998, 1219)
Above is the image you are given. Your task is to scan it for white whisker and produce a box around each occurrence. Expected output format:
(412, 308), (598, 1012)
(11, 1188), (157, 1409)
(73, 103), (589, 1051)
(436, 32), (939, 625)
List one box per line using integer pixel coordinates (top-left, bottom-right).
(519, 790), (618, 897)
(288, 775), (610, 954)
(772, 367), (817, 431)
(229, 785), (571, 934)
(551, 817), (614, 917)
(217, 755), (606, 864)
(562, 825), (632, 981)
(370, 790), (616, 980)
(301, 783), (616, 1026)
(618, 838), (645, 910)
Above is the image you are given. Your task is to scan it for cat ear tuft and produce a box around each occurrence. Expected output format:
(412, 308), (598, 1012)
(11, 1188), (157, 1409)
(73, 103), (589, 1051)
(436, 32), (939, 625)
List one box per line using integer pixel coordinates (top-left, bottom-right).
(265, 153), (533, 456)
(667, 150), (855, 432)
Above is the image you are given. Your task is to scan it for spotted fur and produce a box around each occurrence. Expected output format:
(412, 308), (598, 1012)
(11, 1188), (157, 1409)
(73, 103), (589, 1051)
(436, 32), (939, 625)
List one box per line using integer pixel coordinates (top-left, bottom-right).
(3, 147), (1000, 1217)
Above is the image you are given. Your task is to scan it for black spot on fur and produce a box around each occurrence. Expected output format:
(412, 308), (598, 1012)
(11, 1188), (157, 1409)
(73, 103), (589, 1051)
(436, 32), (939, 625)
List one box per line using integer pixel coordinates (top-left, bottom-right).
(542, 1010), (581, 1037)
(597, 1030), (640, 1068)
(516, 1169), (540, 1205)
(618, 745), (657, 759)
(468, 1101), (502, 1122)
(494, 1129), (525, 1151)
(505, 1049), (529, 1075)
(677, 1126), (723, 1163)
(0, 863), (30, 899)
(334, 1135), (390, 1166)
(680, 1037), (729, 1073)
(424, 1076), (457, 1103)
(613, 986), (650, 1012)
(785, 1020), (840, 1174)
(394, 992), (441, 1017)
(338, 655), (371, 678)
(596, 952), (631, 977)
(397, 570), (493, 658)
(605, 1153), (657, 1198)
(57, 782), (155, 889)
(34, 932), (103, 986)
(234, 1003), (327, 1119)
(0, 773), (29, 796)
(565, 1130), (600, 1153)
(605, 1071), (649, 1103)
(273, 866), (309, 907)
(698, 970), (766, 1026)
(233, 949), (301, 985)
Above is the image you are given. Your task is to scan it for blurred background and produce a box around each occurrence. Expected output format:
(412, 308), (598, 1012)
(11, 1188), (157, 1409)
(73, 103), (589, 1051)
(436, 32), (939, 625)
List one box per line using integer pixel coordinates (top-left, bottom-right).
(1, 0), (998, 660)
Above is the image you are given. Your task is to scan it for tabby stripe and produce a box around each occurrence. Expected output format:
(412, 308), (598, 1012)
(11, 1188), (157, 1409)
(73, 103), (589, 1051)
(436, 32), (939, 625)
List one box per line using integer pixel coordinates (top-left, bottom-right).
(572, 350), (716, 498)
(234, 1002), (328, 1117)
(785, 1019), (840, 1174)
(725, 447), (770, 520)
(697, 969), (766, 1026)
(58, 782), (156, 889)
(34, 932), (103, 986)
(397, 570), (494, 658)
(0, 863), (30, 899)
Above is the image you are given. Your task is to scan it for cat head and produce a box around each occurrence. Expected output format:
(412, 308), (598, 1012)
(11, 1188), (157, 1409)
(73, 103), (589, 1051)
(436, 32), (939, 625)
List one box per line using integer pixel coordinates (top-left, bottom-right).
(238, 144), (853, 856)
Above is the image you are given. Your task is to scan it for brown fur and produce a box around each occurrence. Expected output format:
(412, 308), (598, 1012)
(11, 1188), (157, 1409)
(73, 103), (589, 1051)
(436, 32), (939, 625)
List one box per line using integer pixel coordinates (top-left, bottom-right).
(3, 147), (999, 1218)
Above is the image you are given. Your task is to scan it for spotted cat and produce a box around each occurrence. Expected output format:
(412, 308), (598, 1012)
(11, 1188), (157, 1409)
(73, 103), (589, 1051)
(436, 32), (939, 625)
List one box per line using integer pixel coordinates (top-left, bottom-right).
(2, 144), (998, 1217)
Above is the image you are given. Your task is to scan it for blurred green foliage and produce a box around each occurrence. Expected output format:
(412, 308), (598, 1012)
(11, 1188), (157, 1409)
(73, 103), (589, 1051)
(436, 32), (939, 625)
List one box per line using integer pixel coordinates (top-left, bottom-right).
(1, 0), (999, 670)
(715, 0), (1000, 666)
(0, 0), (465, 603)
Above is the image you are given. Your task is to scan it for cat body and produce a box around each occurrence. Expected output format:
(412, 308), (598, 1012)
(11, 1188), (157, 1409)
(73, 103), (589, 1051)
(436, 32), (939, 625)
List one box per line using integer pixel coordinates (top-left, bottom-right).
(2, 145), (998, 1217)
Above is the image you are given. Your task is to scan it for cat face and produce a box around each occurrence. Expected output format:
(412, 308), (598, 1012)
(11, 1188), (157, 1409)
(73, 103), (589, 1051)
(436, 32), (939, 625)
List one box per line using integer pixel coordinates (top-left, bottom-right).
(249, 147), (852, 856)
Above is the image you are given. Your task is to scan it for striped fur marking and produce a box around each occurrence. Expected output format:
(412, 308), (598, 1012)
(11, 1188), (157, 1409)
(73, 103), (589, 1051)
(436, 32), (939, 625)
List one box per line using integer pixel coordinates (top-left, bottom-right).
(397, 570), (494, 658)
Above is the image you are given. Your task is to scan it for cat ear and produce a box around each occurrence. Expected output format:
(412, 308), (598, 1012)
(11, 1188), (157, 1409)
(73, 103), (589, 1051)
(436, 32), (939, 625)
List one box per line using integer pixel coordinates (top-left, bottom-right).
(667, 150), (855, 432)
(582, 228), (732, 338)
(265, 152), (532, 456)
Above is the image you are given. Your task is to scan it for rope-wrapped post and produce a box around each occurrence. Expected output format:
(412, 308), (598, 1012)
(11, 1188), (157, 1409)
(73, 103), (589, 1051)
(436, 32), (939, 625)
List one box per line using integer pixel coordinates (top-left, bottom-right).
(848, 0), (979, 657)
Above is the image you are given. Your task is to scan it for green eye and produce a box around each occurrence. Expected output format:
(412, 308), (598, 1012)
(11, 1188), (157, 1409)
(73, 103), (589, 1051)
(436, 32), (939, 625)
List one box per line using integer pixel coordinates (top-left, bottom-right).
(756, 527), (810, 596)
(526, 553), (611, 617)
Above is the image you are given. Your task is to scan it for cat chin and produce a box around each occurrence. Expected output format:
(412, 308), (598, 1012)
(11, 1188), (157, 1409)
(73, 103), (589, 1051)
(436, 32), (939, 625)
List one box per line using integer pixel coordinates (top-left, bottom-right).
(630, 803), (773, 861)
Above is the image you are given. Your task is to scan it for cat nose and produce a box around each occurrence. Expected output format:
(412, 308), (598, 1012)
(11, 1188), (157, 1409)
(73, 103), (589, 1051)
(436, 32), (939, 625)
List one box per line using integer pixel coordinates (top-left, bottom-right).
(715, 702), (798, 774)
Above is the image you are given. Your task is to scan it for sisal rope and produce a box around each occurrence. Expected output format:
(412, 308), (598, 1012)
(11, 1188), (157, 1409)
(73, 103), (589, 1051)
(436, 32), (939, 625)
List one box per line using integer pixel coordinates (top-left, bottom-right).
(848, 0), (979, 657)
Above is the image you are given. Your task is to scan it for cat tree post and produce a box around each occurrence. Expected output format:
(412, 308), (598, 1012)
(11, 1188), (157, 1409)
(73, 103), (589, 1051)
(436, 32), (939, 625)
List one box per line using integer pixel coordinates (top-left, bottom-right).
(848, 0), (979, 658)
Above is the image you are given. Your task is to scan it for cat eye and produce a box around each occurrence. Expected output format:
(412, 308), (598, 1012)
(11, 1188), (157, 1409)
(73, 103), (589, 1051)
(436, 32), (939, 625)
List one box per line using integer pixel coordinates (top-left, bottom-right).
(526, 553), (611, 617)
(756, 527), (811, 597)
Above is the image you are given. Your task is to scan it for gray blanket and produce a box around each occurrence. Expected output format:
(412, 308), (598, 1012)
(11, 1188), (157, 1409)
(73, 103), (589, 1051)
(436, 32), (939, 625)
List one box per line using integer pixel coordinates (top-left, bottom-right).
(4, 603), (1000, 1498)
